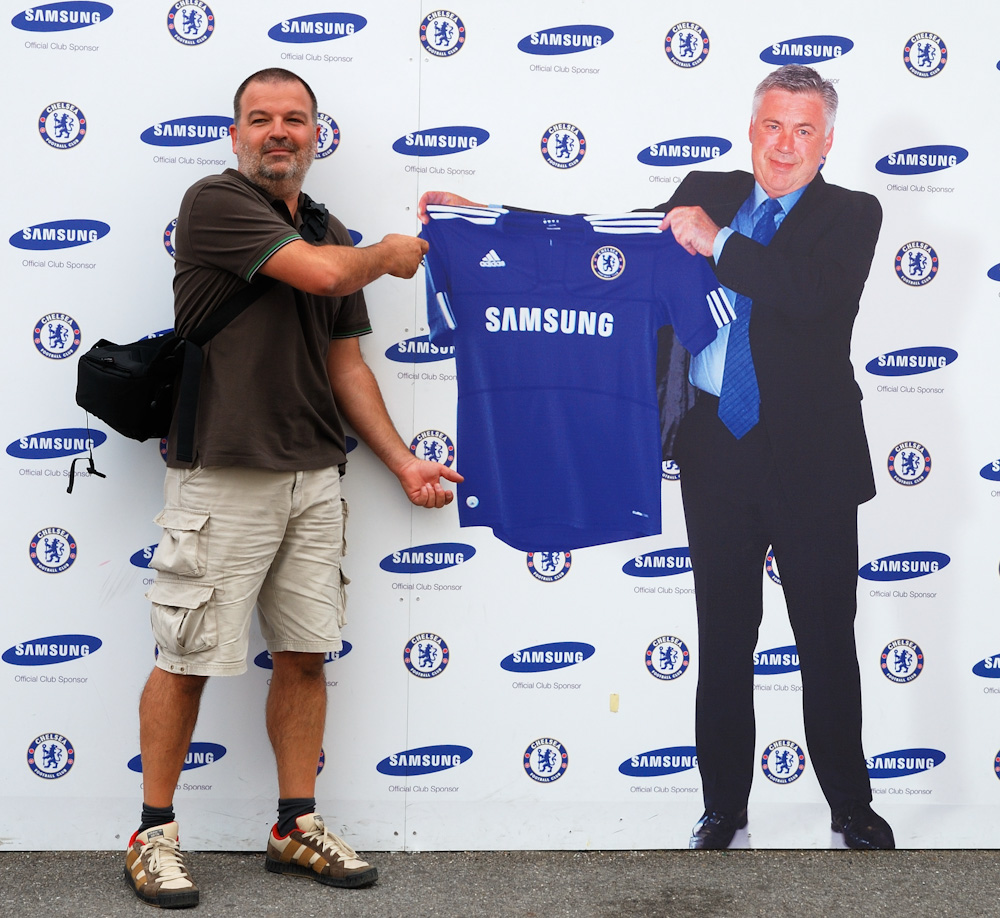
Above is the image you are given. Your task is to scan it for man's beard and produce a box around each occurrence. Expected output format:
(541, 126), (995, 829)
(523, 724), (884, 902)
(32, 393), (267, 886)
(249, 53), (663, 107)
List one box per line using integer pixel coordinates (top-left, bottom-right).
(237, 137), (315, 196)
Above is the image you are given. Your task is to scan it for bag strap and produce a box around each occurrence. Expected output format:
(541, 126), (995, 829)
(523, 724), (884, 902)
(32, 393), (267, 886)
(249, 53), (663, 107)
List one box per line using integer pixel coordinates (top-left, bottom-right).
(169, 189), (322, 461)
(185, 275), (277, 347)
(173, 275), (277, 463)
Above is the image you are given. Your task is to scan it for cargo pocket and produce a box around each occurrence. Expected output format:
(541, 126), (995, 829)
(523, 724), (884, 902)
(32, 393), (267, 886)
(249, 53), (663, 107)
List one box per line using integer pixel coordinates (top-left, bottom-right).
(337, 497), (350, 628)
(151, 508), (210, 577)
(146, 579), (217, 656)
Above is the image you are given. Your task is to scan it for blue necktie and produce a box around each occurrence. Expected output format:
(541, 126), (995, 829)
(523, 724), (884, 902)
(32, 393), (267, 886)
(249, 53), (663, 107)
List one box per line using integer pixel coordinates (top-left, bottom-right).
(718, 197), (783, 439)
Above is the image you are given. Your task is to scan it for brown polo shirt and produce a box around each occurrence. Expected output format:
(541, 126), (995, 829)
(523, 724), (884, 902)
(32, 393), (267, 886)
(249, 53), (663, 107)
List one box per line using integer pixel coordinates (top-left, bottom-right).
(169, 169), (370, 470)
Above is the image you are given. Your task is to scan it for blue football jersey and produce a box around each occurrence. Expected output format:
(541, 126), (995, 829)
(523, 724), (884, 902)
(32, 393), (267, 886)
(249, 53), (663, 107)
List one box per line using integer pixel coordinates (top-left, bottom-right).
(421, 206), (731, 551)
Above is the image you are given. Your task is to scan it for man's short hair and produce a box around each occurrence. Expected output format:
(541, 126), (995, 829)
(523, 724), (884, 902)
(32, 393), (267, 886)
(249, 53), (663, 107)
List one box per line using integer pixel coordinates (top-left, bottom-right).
(752, 64), (838, 134)
(233, 68), (318, 124)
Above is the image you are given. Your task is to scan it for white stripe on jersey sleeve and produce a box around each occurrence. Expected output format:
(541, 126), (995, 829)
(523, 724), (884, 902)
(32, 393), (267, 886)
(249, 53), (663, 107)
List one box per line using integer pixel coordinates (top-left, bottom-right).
(585, 212), (667, 235)
(584, 212), (665, 223)
(706, 287), (736, 328)
(435, 291), (457, 331)
(426, 204), (504, 224)
(591, 226), (662, 235)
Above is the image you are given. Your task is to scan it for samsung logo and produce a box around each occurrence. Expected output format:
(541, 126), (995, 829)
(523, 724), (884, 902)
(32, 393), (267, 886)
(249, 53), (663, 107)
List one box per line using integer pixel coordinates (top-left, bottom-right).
(637, 136), (732, 167)
(867, 748), (945, 778)
(875, 145), (968, 175)
(10, 219), (109, 251)
(623, 548), (692, 578)
(127, 742), (226, 773)
(972, 654), (1000, 678)
(500, 642), (595, 673)
(12, 2), (111, 30)
(140, 116), (232, 147)
(859, 552), (950, 582)
(385, 335), (455, 363)
(865, 347), (957, 376)
(2, 634), (101, 665)
(760, 35), (853, 64)
(376, 744), (472, 776)
(129, 545), (156, 569)
(517, 25), (613, 55)
(7, 428), (106, 459)
(267, 12), (366, 42)
(380, 542), (475, 574)
(485, 306), (613, 337)
(252, 646), (351, 669)
(753, 645), (800, 675)
(980, 460), (1000, 482)
(619, 745), (698, 777)
(392, 127), (489, 157)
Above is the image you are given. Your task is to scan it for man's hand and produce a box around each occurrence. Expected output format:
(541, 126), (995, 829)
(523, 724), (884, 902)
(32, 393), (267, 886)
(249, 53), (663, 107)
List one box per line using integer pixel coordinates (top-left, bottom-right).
(418, 190), (485, 224)
(660, 206), (720, 257)
(396, 456), (464, 508)
(378, 233), (429, 279)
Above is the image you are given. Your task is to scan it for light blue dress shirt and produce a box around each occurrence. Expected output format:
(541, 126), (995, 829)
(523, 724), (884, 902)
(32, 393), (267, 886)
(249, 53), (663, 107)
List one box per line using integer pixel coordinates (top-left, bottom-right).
(689, 182), (807, 394)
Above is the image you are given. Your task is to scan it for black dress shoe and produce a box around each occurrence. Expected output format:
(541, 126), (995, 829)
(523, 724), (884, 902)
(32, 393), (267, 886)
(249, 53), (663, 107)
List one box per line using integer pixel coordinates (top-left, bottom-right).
(688, 809), (748, 849)
(831, 803), (895, 850)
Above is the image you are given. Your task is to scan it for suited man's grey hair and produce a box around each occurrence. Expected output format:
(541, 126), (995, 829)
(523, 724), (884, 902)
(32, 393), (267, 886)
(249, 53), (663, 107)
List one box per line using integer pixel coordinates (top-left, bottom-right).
(752, 65), (838, 135)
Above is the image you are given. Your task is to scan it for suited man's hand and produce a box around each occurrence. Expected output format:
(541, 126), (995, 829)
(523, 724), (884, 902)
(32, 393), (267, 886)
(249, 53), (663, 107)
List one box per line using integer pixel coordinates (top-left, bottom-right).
(660, 206), (720, 257)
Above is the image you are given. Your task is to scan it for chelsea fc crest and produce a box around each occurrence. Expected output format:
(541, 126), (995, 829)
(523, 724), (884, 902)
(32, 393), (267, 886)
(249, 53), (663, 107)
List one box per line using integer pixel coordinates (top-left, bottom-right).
(665, 22), (709, 69)
(524, 737), (569, 783)
(761, 739), (806, 784)
(591, 246), (625, 280)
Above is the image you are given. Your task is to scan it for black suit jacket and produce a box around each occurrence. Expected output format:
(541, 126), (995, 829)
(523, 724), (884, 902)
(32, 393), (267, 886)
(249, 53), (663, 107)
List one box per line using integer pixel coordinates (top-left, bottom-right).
(657, 170), (881, 508)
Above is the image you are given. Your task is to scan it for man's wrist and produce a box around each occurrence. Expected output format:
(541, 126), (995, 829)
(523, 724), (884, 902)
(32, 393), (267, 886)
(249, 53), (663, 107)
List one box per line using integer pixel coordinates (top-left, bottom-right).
(712, 226), (734, 262)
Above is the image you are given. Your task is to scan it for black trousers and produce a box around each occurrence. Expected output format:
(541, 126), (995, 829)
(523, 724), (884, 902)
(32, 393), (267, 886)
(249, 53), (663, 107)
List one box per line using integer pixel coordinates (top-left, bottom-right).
(674, 396), (872, 815)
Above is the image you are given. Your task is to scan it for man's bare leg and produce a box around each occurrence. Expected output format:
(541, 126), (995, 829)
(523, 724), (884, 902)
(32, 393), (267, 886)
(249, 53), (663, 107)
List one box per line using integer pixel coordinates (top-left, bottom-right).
(139, 667), (208, 806)
(267, 651), (326, 797)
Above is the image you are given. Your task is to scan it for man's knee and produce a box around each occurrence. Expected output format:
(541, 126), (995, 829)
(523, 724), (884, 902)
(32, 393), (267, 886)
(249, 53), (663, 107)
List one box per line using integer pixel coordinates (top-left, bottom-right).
(270, 650), (326, 681)
(145, 667), (209, 698)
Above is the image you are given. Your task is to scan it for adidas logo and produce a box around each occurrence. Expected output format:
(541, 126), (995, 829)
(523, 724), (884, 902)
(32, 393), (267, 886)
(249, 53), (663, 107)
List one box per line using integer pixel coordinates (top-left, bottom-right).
(479, 249), (506, 267)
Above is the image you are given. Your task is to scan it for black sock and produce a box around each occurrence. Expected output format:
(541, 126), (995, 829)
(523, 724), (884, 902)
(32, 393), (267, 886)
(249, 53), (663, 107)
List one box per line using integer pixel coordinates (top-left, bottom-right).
(138, 803), (176, 835)
(277, 797), (316, 836)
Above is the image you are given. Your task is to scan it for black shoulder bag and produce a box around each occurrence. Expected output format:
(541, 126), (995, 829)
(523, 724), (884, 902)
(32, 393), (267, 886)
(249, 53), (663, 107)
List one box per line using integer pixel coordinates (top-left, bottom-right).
(73, 191), (329, 492)
(72, 277), (275, 491)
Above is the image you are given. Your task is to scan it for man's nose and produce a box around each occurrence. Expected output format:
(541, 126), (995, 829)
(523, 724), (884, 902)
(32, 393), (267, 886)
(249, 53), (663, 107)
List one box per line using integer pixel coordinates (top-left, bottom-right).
(775, 128), (795, 151)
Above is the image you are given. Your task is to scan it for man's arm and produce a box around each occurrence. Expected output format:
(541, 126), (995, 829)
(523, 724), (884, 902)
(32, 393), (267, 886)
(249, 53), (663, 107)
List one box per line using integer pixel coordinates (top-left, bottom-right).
(658, 173), (882, 322)
(326, 337), (463, 508)
(711, 190), (882, 321)
(261, 234), (428, 298)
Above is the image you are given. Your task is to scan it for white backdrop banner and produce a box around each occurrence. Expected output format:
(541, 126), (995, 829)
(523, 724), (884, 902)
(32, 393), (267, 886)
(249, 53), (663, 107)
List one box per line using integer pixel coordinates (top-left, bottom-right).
(2, 0), (999, 851)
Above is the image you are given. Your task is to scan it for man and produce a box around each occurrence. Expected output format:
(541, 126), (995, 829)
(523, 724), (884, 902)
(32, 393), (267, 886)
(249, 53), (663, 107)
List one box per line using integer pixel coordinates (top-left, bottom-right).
(126, 68), (461, 909)
(659, 64), (890, 851)
(418, 65), (891, 851)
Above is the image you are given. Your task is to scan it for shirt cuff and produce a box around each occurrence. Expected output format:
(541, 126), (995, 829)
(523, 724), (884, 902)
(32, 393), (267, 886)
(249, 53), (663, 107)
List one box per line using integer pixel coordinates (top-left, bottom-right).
(713, 226), (735, 262)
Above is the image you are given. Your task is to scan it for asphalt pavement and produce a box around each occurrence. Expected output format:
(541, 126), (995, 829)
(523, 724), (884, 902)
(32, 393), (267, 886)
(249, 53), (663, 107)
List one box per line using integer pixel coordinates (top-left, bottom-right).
(2, 848), (999, 917)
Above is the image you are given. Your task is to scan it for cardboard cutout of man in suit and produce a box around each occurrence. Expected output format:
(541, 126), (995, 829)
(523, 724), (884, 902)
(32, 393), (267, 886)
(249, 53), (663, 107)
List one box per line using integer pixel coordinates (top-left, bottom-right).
(660, 64), (892, 850)
(419, 64), (893, 851)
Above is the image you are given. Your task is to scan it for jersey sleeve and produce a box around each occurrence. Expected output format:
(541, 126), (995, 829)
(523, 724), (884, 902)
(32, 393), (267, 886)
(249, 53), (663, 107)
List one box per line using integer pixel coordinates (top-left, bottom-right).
(420, 218), (458, 346)
(657, 241), (733, 356)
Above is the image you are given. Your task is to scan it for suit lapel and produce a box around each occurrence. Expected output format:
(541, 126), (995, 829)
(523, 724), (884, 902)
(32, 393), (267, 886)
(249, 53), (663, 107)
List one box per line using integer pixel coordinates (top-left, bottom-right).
(705, 172), (755, 227)
(770, 173), (826, 242)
